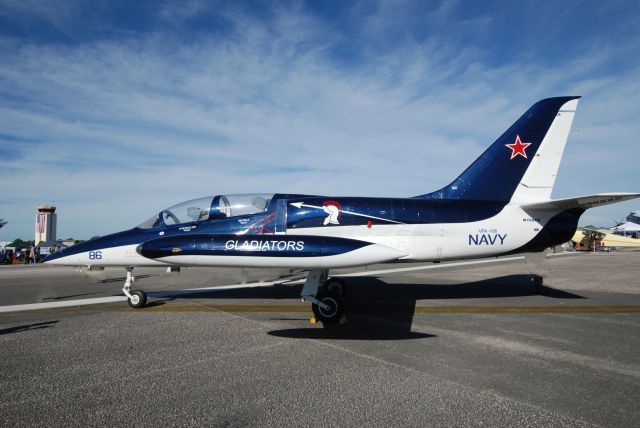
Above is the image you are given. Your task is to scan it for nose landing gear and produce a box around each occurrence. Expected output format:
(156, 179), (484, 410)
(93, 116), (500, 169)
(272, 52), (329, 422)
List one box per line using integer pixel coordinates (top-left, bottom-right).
(122, 267), (148, 308)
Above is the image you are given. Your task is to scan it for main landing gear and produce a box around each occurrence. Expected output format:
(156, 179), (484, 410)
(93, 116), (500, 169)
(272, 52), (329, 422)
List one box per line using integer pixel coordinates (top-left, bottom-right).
(122, 267), (147, 309)
(301, 269), (347, 324)
(121, 266), (348, 321)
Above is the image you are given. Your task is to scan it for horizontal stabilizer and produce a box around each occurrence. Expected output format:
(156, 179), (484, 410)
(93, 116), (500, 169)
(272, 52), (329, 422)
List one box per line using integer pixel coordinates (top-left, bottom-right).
(521, 192), (640, 210)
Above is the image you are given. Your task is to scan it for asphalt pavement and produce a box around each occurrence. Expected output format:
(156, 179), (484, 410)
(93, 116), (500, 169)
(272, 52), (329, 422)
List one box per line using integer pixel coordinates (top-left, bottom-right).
(1, 251), (639, 426)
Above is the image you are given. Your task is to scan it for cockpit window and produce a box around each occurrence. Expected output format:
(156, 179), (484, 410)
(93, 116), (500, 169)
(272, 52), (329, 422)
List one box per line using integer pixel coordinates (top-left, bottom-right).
(218, 194), (273, 217)
(137, 197), (214, 229)
(137, 214), (161, 229)
(136, 194), (274, 229)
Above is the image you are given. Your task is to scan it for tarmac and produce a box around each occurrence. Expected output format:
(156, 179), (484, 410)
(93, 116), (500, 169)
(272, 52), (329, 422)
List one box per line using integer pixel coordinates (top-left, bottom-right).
(1, 250), (639, 426)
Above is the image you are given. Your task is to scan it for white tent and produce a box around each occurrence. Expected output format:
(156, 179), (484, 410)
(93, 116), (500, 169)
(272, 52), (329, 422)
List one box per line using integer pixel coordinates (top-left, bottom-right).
(612, 222), (640, 234)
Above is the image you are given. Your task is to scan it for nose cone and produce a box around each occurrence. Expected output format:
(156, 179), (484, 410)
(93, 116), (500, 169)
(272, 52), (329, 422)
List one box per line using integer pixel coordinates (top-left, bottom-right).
(43, 246), (75, 264)
(43, 232), (120, 265)
(42, 228), (163, 266)
(43, 239), (101, 265)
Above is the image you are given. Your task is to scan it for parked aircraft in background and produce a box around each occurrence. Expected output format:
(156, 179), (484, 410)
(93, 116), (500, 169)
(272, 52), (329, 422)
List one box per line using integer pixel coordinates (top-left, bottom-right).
(45, 97), (639, 322)
(571, 227), (640, 250)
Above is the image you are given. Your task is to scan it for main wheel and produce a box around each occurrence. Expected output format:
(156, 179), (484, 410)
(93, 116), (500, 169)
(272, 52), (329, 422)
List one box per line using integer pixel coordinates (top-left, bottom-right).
(312, 291), (344, 323)
(324, 278), (346, 296)
(128, 290), (147, 308)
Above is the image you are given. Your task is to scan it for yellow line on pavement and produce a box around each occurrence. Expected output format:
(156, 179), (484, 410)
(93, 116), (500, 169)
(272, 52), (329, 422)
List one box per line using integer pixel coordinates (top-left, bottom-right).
(101, 303), (640, 314)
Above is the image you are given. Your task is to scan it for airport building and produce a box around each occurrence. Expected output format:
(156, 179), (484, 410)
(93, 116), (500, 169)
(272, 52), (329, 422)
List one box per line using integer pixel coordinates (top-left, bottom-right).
(35, 205), (57, 246)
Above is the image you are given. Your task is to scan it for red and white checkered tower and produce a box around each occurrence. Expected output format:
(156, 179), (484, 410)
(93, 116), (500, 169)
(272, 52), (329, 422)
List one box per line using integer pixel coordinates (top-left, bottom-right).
(35, 205), (57, 246)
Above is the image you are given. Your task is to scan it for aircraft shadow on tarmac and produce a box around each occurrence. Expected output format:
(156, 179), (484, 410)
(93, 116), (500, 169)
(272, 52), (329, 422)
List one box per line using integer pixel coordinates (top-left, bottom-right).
(147, 274), (584, 341)
(341, 275), (585, 301)
(267, 317), (437, 341)
(95, 274), (157, 284)
(42, 292), (104, 301)
(0, 320), (59, 336)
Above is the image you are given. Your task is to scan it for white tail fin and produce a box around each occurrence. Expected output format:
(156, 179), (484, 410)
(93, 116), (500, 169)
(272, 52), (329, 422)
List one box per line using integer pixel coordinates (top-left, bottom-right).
(510, 98), (580, 203)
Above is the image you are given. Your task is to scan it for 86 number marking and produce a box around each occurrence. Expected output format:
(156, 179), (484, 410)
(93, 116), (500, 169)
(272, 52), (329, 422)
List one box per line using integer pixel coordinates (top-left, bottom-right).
(88, 251), (102, 260)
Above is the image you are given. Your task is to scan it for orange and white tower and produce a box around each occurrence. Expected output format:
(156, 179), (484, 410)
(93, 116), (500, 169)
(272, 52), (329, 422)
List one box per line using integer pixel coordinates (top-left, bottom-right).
(35, 205), (57, 246)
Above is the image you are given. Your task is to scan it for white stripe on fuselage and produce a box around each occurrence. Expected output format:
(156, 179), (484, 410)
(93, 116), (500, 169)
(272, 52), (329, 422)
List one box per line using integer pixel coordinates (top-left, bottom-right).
(286, 205), (555, 261)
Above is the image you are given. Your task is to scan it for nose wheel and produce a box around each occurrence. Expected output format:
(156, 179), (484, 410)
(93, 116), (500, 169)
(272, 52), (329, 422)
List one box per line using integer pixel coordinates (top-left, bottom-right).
(122, 267), (148, 309)
(127, 290), (148, 308)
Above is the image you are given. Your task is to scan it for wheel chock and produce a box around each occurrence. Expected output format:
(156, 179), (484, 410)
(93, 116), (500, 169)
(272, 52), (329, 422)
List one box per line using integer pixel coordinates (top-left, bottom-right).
(339, 315), (349, 325)
(309, 316), (318, 324)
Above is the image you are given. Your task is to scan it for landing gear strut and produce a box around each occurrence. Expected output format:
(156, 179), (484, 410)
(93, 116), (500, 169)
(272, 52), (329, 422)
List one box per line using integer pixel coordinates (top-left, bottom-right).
(123, 267), (147, 308)
(301, 270), (347, 324)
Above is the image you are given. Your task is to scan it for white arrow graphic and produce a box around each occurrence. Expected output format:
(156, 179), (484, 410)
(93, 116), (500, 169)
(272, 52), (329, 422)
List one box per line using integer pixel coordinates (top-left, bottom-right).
(289, 202), (405, 225)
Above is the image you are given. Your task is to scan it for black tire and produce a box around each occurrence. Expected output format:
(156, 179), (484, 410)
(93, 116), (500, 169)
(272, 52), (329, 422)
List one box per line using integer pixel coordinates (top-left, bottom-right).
(324, 278), (346, 296)
(128, 290), (147, 309)
(311, 291), (343, 323)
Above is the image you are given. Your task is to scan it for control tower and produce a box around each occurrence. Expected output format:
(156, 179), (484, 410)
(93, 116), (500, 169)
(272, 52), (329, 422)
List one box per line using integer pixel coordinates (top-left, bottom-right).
(35, 205), (57, 246)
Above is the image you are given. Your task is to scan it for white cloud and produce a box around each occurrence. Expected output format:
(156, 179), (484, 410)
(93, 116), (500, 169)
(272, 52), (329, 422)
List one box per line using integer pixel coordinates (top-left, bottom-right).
(0, 2), (639, 241)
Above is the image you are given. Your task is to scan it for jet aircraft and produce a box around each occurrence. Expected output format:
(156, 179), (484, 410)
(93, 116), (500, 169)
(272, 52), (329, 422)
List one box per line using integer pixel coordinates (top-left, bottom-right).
(45, 97), (639, 322)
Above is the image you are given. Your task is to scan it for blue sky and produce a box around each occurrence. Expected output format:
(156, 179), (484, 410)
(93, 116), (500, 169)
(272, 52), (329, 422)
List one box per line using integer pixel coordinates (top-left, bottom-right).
(1, 0), (639, 241)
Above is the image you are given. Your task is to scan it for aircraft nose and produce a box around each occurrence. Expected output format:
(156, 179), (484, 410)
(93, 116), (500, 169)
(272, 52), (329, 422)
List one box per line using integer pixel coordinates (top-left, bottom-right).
(42, 236), (107, 265)
(43, 247), (72, 264)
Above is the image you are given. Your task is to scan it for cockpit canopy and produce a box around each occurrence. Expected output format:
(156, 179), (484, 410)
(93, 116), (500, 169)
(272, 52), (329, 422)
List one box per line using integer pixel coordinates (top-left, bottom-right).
(137, 194), (274, 229)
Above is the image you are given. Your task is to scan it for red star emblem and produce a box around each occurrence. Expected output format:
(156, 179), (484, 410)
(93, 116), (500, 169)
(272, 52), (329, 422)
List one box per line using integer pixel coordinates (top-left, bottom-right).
(505, 135), (531, 160)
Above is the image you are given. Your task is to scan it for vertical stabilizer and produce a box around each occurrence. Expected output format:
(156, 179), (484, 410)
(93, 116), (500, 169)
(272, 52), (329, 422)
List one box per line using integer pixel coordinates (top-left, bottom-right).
(415, 96), (581, 202)
(510, 98), (579, 203)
